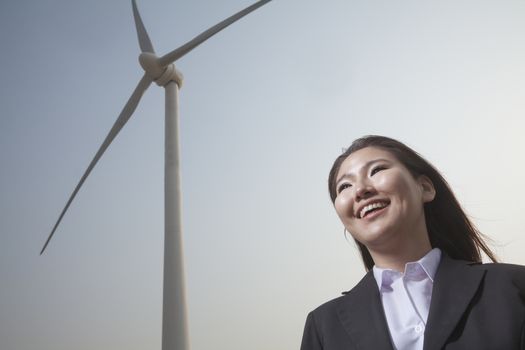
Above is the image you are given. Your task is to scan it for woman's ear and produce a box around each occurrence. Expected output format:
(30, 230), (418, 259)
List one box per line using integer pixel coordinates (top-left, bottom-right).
(418, 175), (436, 203)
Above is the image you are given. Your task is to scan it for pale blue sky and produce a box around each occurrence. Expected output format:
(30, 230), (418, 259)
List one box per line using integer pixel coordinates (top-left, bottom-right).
(1, 0), (525, 349)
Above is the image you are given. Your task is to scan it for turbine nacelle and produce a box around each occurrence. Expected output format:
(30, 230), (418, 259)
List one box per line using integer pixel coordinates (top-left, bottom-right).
(139, 52), (183, 88)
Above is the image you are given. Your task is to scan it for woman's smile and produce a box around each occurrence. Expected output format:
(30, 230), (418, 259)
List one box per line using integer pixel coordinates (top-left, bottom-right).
(359, 201), (389, 219)
(357, 200), (390, 219)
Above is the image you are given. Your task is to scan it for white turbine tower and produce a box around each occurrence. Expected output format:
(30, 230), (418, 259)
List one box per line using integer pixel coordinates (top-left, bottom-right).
(39, 1), (272, 349)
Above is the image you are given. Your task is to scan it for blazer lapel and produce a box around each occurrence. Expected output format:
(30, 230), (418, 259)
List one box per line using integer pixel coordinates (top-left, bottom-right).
(423, 254), (486, 350)
(337, 272), (394, 349)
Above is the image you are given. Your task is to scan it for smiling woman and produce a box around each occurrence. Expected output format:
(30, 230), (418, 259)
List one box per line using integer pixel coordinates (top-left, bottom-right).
(300, 135), (525, 350)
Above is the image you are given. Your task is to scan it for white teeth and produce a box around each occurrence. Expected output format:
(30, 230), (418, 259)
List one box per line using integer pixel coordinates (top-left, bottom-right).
(360, 202), (388, 218)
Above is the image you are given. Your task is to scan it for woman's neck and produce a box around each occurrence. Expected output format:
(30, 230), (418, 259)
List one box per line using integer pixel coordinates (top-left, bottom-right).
(369, 232), (433, 272)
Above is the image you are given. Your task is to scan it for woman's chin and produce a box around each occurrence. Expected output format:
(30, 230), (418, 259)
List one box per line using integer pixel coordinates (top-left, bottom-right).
(354, 224), (401, 250)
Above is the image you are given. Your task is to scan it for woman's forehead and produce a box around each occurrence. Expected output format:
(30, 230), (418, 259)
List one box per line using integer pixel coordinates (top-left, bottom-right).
(336, 147), (396, 179)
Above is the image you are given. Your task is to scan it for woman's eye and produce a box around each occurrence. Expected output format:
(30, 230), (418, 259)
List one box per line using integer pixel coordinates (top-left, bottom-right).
(337, 183), (351, 194)
(371, 166), (386, 176)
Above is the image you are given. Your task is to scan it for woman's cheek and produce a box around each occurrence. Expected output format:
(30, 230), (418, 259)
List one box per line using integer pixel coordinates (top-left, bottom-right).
(335, 193), (353, 219)
(375, 173), (391, 188)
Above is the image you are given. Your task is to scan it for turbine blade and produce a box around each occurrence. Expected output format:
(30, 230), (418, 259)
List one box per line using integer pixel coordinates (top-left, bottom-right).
(40, 74), (153, 255)
(158, 0), (272, 66)
(132, 0), (155, 53)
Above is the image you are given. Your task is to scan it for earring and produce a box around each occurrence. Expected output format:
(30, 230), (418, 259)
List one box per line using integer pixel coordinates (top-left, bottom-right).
(343, 228), (352, 243)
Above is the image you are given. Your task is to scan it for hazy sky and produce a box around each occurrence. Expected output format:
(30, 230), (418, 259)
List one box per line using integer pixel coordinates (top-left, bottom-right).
(1, 0), (525, 349)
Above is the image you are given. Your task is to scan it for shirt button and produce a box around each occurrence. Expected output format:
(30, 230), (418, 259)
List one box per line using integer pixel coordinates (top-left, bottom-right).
(414, 324), (424, 334)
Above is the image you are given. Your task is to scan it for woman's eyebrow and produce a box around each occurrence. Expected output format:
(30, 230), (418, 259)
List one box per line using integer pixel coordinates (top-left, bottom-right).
(335, 158), (390, 185)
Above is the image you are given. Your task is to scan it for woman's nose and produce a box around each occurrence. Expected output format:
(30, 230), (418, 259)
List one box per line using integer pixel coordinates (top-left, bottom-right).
(354, 182), (374, 201)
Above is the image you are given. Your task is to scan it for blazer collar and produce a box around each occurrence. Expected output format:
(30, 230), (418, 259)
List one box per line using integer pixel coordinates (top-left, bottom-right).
(337, 271), (394, 349)
(335, 254), (485, 350)
(423, 254), (486, 350)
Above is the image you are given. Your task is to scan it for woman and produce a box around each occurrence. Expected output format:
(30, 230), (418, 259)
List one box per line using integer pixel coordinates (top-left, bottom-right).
(300, 135), (525, 350)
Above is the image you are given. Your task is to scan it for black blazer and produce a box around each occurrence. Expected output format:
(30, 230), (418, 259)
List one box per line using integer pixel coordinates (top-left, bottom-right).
(301, 254), (525, 350)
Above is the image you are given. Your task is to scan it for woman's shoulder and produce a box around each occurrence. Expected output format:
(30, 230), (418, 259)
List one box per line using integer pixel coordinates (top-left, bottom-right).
(444, 254), (525, 276)
(309, 294), (348, 316)
(470, 261), (525, 274)
(467, 261), (525, 291)
(308, 271), (376, 317)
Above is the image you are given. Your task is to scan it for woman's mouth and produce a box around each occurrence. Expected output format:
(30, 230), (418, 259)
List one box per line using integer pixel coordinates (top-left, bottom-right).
(359, 201), (390, 219)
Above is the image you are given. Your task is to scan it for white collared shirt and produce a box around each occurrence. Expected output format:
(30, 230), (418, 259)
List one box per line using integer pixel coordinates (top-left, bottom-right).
(372, 248), (442, 350)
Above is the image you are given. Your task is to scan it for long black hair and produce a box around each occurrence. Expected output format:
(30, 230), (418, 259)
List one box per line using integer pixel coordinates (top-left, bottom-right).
(328, 135), (497, 271)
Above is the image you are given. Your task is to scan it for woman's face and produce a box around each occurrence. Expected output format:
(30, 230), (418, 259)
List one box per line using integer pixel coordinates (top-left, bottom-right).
(333, 147), (435, 251)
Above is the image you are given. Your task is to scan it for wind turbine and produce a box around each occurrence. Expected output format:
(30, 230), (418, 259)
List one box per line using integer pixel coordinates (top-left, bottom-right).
(39, 1), (272, 349)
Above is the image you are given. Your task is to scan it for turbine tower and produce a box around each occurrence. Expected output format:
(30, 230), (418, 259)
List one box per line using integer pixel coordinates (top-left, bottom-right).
(39, 1), (272, 349)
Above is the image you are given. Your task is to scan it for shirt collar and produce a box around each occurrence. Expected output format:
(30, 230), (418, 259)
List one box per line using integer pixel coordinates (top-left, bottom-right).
(372, 248), (442, 290)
